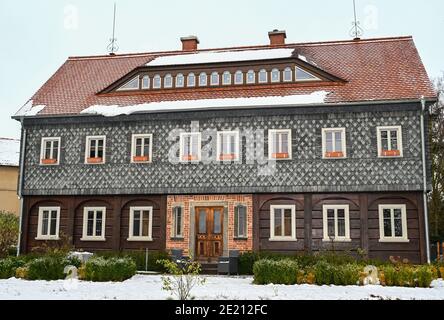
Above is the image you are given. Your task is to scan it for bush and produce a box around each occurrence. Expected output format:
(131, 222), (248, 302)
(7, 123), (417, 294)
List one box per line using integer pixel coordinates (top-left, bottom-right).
(83, 256), (136, 282)
(27, 254), (81, 281)
(0, 257), (26, 279)
(253, 259), (299, 285)
(96, 250), (170, 272)
(415, 265), (435, 288)
(313, 260), (335, 285)
(0, 211), (19, 258)
(332, 264), (361, 286)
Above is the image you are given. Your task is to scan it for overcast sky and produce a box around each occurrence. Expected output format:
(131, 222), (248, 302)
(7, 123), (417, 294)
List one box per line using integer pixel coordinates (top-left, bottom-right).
(1, 0), (443, 139)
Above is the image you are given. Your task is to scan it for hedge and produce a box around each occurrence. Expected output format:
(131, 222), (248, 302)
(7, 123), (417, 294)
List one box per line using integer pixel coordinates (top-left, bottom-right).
(0, 257), (26, 279)
(82, 256), (136, 282)
(253, 259), (299, 285)
(27, 255), (81, 281)
(96, 250), (170, 272)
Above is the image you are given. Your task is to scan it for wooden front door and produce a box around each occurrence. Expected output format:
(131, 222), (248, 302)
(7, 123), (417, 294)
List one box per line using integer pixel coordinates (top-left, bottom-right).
(195, 207), (223, 261)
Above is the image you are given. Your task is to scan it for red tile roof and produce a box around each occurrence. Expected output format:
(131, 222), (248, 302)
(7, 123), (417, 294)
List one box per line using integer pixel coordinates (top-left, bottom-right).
(18, 36), (436, 117)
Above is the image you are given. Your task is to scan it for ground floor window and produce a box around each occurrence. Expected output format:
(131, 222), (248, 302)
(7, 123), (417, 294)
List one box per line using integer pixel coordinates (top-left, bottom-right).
(81, 207), (106, 241)
(128, 206), (153, 241)
(269, 205), (296, 241)
(379, 204), (409, 242)
(322, 205), (350, 242)
(171, 206), (183, 238)
(36, 207), (60, 240)
(234, 204), (247, 238)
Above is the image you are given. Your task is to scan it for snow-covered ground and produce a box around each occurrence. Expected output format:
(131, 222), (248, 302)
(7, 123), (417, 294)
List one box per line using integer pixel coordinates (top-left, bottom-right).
(1, 275), (444, 300)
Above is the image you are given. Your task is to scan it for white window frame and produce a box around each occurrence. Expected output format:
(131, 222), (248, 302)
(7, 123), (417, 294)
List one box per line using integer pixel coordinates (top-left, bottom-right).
(199, 72), (207, 87)
(210, 72), (219, 86)
(179, 132), (201, 162)
(234, 204), (248, 239)
(164, 74), (173, 88)
(234, 70), (243, 85)
(141, 75), (150, 89)
(171, 206), (184, 238)
(269, 204), (296, 241)
(131, 133), (153, 163)
(376, 126), (403, 158)
(85, 135), (106, 164)
(222, 71), (231, 85)
(295, 66), (320, 82)
(153, 74), (161, 89)
(258, 69), (268, 83)
(283, 67), (293, 82)
(36, 206), (60, 240)
(378, 204), (409, 242)
(40, 137), (61, 166)
(268, 129), (292, 160)
(322, 204), (351, 242)
(216, 131), (240, 162)
(187, 73), (196, 87)
(81, 207), (106, 241)
(246, 70), (255, 84)
(176, 73), (184, 88)
(128, 206), (153, 241)
(321, 128), (347, 159)
(271, 68), (280, 83)
(116, 76), (140, 91)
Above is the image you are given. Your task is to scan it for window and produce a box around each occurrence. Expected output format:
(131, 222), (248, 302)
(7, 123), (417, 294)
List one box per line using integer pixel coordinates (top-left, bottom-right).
(268, 129), (291, 160)
(222, 71), (231, 85)
(283, 67), (292, 82)
(234, 205), (247, 238)
(171, 206), (184, 238)
(234, 70), (243, 84)
(131, 134), (152, 163)
(141, 75), (150, 89)
(153, 74), (161, 89)
(217, 131), (239, 161)
(323, 205), (351, 242)
(322, 128), (346, 158)
(180, 132), (201, 162)
(36, 207), (60, 240)
(377, 126), (403, 157)
(295, 67), (319, 81)
(117, 76), (139, 91)
(271, 68), (280, 82)
(210, 72), (219, 86)
(187, 73), (196, 87)
(176, 73), (184, 88)
(164, 74), (173, 88)
(379, 205), (408, 242)
(128, 206), (153, 241)
(258, 69), (268, 83)
(40, 137), (61, 165)
(246, 70), (255, 84)
(199, 72), (207, 86)
(270, 205), (296, 241)
(81, 207), (106, 241)
(85, 136), (106, 164)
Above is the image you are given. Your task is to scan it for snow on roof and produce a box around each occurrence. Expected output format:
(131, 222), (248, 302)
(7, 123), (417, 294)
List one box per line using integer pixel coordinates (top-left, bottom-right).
(80, 91), (330, 117)
(0, 138), (20, 167)
(14, 100), (46, 117)
(146, 48), (296, 66)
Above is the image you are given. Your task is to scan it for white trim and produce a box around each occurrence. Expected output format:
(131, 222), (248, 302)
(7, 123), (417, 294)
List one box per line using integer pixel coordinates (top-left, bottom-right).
(283, 67), (293, 82)
(164, 74), (173, 88)
(36, 206), (60, 240)
(216, 131), (240, 162)
(295, 66), (320, 82)
(153, 74), (161, 89)
(116, 76), (140, 91)
(321, 128), (347, 159)
(258, 69), (268, 83)
(171, 206), (184, 238)
(141, 75), (150, 89)
(84, 135), (106, 164)
(210, 72), (219, 86)
(234, 204), (248, 238)
(175, 73), (184, 88)
(268, 129), (292, 160)
(81, 206), (106, 241)
(378, 204), (409, 242)
(376, 126), (403, 158)
(271, 68), (280, 83)
(179, 132), (201, 162)
(246, 70), (255, 84)
(322, 204), (351, 242)
(128, 206), (153, 241)
(269, 204), (296, 241)
(199, 72), (207, 87)
(222, 71), (231, 85)
(40, 137), (61, 166)
(131, 133), (153, 163)
(234, 70), (243, 85)
(187, 73), (196, 87)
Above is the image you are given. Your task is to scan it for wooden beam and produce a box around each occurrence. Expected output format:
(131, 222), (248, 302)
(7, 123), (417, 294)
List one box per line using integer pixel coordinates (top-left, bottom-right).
(359, 193), (369, 258)
(417, 192), (427, 264)
(112, 196), (122, 252)
(304, 194), (312, 253)
(252, 194), (260, 251)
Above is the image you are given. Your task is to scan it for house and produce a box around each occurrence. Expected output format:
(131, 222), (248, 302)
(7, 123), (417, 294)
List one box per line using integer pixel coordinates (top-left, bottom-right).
(0, 137), (20, 215)
(12, 31), (436, 263)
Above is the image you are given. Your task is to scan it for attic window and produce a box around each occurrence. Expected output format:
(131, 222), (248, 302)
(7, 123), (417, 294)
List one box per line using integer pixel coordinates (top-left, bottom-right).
(283, 67), (292, 82)
(295, 67), (319, 81)
(235, 70), (243, 84)
(271, 68), (280, 82)
(153, 74), (161, 88)
(176, 73), (184, 87)
(164, 74), (173, 88)
(117, 76), (139, 91)
(210, 72), (219, 86)
(258, 69), (268, 83)
(142, 75), (150, 89)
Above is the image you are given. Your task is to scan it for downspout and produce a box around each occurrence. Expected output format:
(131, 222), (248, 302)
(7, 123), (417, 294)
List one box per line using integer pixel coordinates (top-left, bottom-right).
(420, 96), (431, 263)
(16, 119), (26, 256)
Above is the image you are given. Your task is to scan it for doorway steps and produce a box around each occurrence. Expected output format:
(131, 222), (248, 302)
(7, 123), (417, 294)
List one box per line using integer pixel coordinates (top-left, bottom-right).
(200, 262), (218, 275)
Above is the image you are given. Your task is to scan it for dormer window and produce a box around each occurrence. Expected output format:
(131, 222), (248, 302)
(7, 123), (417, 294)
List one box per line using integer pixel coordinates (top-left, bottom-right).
(164, 74), (173, 88)
(295, 67), (319, 81)
(142, 75), (150, 89)
(210, 72), (219, 86)
(117, 76), (139, 91)
(187, 73), (196, 87)
(258, 69), (268, 83)
(176, 73), (184, 87)
(153, 74), (161, 88)
(222, 71), (231, 85)
(246, 70), (255, 84)
(271, 68), (280, 83)
(235, 70), (243, 85)
(283, 67), (292, 82)
(199, 72), (207, 86)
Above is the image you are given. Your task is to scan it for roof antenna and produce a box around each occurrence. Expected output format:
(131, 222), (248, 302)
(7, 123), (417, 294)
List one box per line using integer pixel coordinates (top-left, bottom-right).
(350, 0), (363, 40)
(107, 3), (119, 55)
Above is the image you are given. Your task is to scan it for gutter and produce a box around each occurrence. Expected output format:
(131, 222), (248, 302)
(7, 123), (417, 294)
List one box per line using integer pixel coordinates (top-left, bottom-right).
(16, 119), (27, 256)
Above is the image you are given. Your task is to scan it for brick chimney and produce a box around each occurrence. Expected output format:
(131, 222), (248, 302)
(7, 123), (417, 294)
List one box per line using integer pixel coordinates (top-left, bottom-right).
(180, 36), (199, 51)
(268, 30), (286, 46)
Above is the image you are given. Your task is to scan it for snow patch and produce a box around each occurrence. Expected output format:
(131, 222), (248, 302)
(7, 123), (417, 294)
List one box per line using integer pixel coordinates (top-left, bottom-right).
(14, 100), (46, 117)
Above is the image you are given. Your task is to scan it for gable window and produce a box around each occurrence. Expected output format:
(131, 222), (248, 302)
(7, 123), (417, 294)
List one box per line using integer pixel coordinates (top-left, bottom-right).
(322, 128), (346, 158)
(258, 69), (268, 83)
(153, 74), (161, 89)
(377, 126), (403, 157)
(141, 75), (150, 89)
(36, 207), (60, 240)
(268, 129), (291, 160)
(85, 136), (106, 164)
(222, 71), (231, 85)
(81, 207), (106, 241)
(171, 206), (184, 238)
(270, 205), (296, 241)
(217, 131), (239, 161)
(379, 204), (408, 242)
(128, 206), (153, 241)
(323, 205), (351, 242)
(40, 137), (61, 165)
(176, 73), (184, 88)
(117, 76), (139, 91)
(283, 67), (292, 82)
(271, 68), (280, 83)
(164, 74), (173, 88)
(187, 73), (196, 87)
(210, 72), (219, 86)
(246, 70), (255, 84)
(199, 72), (207, 86)
(234, 205), (247, 238)
(180, 132), (201, 162)
(295, 67), (319, 81)
(235, 70), (243, 84)
(131, 134), (152, 163)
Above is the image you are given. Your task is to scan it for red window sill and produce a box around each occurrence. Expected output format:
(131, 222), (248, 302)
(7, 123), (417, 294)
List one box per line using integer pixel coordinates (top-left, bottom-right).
(325, 151), (344, 158)
(219, 153), (236, 160)
(272, 153), (289, 159)
(381, 150), (400, 157)
(41, 158), (58, 164)
(133, 156), (149, 162)
(182, 155), (198, 161)
(87, 157), (103, 164)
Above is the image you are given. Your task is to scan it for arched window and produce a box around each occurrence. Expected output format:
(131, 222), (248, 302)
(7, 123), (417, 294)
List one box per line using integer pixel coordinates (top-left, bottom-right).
(176, 73), (184, 87)
(164, 74), (173, 88)
(234, 70), (243, 85)
(271, 68), (280, 83)
(141, 75), (150, 89)
(153, 74), (161, 89)
(210, 72), (219, 86)
(258, 69), (268, 83)
(283, 67), (292, 82)
(199, 72), (207, 86)
(246, 70), (255, 84)
(187, 73), (195, 87)
(222, 71), (231, 85)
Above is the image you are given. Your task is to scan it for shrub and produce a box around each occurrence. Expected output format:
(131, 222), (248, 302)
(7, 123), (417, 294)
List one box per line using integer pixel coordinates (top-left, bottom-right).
(15, 266), (28, 279)
(96, 250), (170, 272)
(0, 257), (26, 279)
(83, 257), (136, 282)
(27, 254), (81, 280)
(313, 260), (335, 285)
(253, 259), (299, 285)
(0, 211), (19, 258)
(415, 265), (434, 288)
(332, 264), (361, 286)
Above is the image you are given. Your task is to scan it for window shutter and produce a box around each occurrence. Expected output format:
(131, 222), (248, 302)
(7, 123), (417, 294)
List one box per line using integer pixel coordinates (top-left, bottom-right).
(234, 206), (239, 238)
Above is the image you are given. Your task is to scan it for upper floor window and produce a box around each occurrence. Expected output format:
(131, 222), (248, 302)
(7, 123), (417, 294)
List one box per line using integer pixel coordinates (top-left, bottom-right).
(117, 76), (139, 91)
(164, 74), (173, 88)
(269, 205), (296, 241)
(40, 137), (60, 165)
(128, 206), (153, 241)
(234, 204), (247, 238)
(322, 128), (346, 159)
(217, 131), (239, 161)
(141, 75), (150, 89)
(199, 72), (207, 86)
(271, 68), (280, 83)
(180, 132), (201, 162)
(85, 136), (106, 164)
(222, 71), (231, 85)
(81, 207), (106, 241)
(283, 67), (292, 82)
(131, 134), (152, 163)
(246, 70), (255, 84)
(187, 73), (196, 87)
(153, 74), (161, 89)
(258, 69), (268, 83)
(171, 206), (184, 238)
(323, 205), (351, 242)
(210, 72), (219, 86)
(379, 204), (408, 242)
(377, 126), (403, 157)
(235, 70), (243, 85)
(295, 67), (319, 81)
(268, 129), (291, 160)
(176, 73), (184, 88)
(36, 207), (60, 240)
